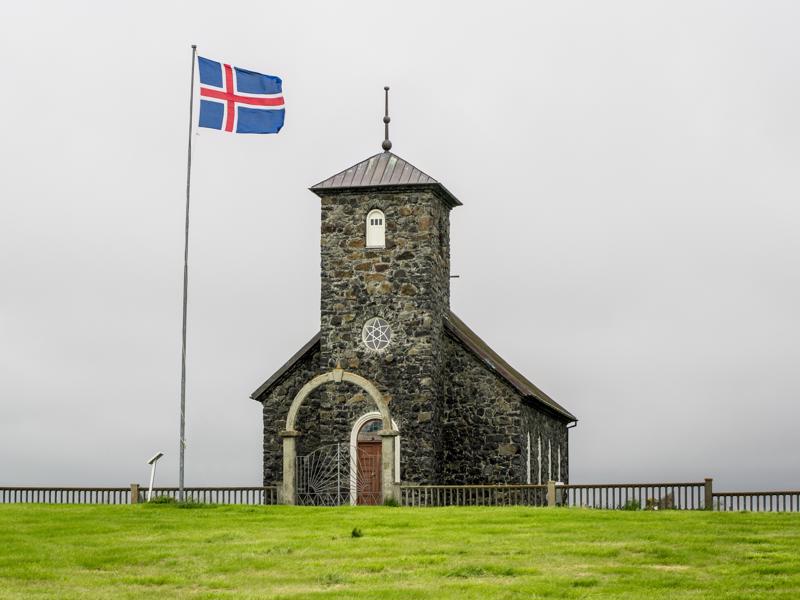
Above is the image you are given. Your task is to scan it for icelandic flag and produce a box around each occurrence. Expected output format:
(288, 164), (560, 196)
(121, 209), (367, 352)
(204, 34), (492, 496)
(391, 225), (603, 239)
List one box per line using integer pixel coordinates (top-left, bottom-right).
(197, 57), (284, 134)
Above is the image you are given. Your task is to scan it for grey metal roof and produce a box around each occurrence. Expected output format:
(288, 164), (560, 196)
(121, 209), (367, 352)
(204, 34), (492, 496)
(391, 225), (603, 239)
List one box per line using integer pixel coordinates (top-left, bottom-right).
(310, 151), (462, 207)
(444, 312), (577, 422)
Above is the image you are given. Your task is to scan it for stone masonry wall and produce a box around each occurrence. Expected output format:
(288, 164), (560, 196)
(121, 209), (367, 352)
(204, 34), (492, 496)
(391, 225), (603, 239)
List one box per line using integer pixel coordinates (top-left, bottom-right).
(258, 343), (320, 486)
(440, 334), (525, 483)
(259, 331), (569, 487)
(440, 333), (570, 484)
(317, 188), (452, 483)
(259, 343), (378, 486)
(520, 403), (570, 484)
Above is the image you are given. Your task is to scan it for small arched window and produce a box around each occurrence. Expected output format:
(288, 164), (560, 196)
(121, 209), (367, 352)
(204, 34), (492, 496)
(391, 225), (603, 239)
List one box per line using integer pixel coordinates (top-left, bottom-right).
(366, 209), (385, 248)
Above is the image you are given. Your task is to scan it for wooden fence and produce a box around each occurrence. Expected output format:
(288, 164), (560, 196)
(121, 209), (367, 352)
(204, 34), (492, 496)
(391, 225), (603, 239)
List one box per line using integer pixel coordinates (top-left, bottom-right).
(0, 485), (278, 506)
(2, 481), (799, 512)
(399, 481), (800, 512)
(399, 481), (711, 509)
(0, 487), (132, 505)
(400, 484), (548, 507)
(140, 486), (278, 505)
(559, 482), (709, 510)
(713, 491), (800, 512)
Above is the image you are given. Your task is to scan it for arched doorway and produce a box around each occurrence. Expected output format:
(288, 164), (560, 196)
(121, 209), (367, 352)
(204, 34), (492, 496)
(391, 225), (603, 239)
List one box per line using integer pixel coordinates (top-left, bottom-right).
(280, 367), (399, 505)
(349, 413), (401, 505)
(355, 419), (382, 505)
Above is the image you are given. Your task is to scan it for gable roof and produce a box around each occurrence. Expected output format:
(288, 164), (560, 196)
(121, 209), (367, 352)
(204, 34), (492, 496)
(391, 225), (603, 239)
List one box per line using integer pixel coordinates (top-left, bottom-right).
(249, 332), (320, 401)
(310, 151), (462, 208)
(250, 314), (576, 423)
(444, 312), (577, 422)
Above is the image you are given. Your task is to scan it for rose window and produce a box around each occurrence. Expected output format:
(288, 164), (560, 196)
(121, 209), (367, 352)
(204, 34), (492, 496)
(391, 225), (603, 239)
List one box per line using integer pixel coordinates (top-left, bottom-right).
(362, 317), (391, 351)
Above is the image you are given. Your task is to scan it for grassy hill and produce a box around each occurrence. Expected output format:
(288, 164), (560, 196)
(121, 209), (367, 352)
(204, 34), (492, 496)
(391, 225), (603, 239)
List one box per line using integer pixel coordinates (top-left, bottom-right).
(1, 504), (799, 599)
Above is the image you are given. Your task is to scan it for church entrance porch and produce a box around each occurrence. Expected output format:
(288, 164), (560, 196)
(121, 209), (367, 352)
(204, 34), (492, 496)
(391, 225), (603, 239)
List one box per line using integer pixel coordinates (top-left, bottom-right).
(280, 368), (399, 505)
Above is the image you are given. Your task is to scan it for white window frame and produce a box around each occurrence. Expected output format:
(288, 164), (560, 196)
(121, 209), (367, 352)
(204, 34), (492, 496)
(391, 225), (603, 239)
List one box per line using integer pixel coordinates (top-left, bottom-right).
(537, 436), (542, 484)
(526, 433), (531, 484)
(366, 209), (386, 248)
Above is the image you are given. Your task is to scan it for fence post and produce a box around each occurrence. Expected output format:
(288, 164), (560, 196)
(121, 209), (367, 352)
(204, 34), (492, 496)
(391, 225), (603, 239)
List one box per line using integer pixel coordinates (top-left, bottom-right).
(130, 483), (140, 505)
(547, 480), (556, 507)
(704, 478), (713, 511)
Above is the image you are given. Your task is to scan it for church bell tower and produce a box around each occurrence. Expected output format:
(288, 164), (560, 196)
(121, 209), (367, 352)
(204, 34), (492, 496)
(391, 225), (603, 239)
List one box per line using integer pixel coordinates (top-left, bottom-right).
(309, 87), (462, 482)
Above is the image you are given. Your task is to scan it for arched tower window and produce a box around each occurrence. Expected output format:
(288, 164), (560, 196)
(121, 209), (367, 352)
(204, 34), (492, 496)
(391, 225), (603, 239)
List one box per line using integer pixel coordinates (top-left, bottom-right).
(366, 209), (385, 248)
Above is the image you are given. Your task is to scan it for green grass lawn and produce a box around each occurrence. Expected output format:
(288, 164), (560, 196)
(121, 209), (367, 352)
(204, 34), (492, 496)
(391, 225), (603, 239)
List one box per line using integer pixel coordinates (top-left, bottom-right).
(1, 504), (799, 599)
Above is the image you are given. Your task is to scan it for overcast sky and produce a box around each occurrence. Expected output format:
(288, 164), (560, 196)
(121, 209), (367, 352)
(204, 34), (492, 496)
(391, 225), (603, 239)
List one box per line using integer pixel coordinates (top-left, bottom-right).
(1, 1), (798, 491)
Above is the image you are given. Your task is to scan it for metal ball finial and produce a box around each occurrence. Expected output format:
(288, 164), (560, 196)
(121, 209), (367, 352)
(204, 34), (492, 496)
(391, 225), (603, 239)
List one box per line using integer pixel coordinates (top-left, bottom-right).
(382, 86), (392, 152)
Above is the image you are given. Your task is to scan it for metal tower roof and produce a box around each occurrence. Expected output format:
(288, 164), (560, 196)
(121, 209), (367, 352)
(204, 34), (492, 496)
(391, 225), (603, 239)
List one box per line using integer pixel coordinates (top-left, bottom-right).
(309, 151), (462, 207)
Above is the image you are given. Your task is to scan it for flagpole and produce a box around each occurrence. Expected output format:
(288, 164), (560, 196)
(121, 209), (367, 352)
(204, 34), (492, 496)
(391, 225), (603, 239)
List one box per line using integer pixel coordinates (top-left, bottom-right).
(179, 44), (197, 502)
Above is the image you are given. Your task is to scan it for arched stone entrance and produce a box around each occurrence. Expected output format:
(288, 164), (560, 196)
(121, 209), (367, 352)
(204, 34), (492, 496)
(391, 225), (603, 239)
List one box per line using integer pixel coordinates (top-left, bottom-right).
(280, 367), (399, 505)
(350, 412), (400, 505)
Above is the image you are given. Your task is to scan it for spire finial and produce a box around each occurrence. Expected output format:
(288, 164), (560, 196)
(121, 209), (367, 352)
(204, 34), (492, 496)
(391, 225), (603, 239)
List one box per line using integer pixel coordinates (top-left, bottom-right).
(382, 86), (392, 152)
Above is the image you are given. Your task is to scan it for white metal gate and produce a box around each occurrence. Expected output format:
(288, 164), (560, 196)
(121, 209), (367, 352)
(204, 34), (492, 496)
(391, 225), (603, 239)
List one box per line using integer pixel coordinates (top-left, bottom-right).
(295, 442), (381, 506)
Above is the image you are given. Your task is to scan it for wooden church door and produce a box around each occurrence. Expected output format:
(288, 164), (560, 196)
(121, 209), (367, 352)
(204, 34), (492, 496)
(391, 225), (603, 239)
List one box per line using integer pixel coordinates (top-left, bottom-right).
(356, 419), (382, 505)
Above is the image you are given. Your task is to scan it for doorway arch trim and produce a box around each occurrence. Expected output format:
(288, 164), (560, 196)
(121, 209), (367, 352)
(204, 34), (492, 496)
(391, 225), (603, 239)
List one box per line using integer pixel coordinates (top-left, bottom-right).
(284, 368), (392, 433)
(349, 412), (400, 505)
(280, 368), (398, 505)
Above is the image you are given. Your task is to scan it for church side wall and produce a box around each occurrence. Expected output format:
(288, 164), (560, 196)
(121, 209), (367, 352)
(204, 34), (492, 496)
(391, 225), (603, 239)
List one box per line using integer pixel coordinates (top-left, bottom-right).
(520, 404), (570, 484)
(440, 334), (570, 485)
(440, 334), (526, 484)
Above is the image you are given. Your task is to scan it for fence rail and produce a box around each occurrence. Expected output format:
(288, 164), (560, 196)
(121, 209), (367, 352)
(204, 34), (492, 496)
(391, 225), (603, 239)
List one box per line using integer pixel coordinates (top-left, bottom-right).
(399, 482), (710, 509)
(0, 486), (278, 506)
(560, 482), (707, 510)
(400, 484), (548, 507)
(142, 486), (278, 505)
(0, 487), (132, 505)
(2, 482), (799, 511)
(713, 491), (800, 513)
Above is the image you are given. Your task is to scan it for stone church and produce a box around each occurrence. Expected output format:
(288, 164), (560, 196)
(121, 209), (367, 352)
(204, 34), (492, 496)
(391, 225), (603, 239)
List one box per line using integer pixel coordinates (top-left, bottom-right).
(251, 96), (577, 505)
